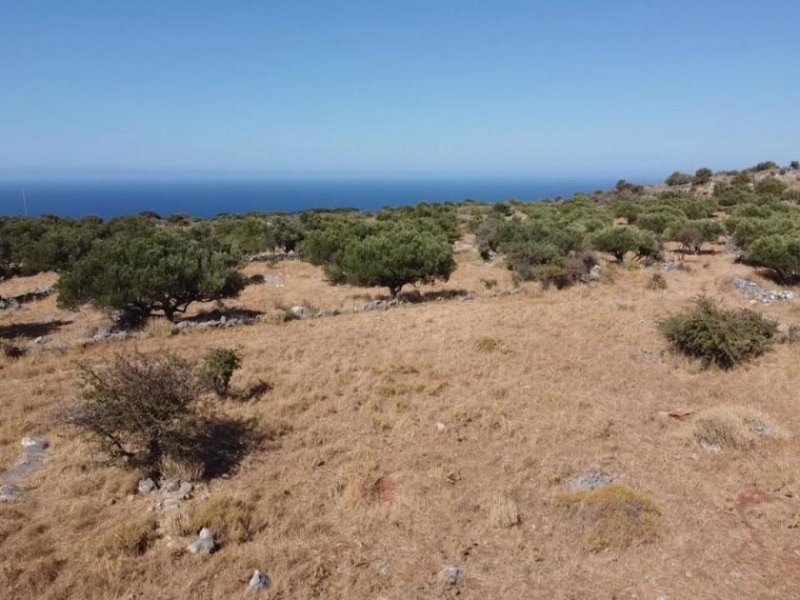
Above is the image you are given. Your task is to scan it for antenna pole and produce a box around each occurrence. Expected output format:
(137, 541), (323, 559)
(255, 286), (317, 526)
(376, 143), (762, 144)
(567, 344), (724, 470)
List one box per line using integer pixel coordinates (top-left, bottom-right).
(21, 188), (28, 216)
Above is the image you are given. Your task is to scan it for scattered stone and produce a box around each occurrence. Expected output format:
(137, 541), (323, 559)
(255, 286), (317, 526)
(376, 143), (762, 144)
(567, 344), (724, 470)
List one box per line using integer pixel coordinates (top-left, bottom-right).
(378, 564), (393, 578)
(0, 484), (23, 502)
(362, 298), (401, 312)
(732, 277), (794, 304)
(582, 264), (601, 282)
(247, 569), (271, 592)
(159, 497), (182, 511)
(442, 566), (465, 585)
(435, 422), (447, 433)
(700, 441), (722, 454)
(177, 481), (194, 498)
(162, 479), (180, 493)
(0, 298), (20, 311)
(20, 437), (48, 451)
(568, 473), (613, 492)
(290, 305), (312, 318)
(187, 527), (216, 555)
(747, 423), (776, 438)
(138, 478), (158, 494)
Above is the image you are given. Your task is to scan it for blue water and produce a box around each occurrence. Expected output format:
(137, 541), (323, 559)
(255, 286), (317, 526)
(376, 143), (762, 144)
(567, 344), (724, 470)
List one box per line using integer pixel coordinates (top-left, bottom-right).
(0, 177), (622, 218)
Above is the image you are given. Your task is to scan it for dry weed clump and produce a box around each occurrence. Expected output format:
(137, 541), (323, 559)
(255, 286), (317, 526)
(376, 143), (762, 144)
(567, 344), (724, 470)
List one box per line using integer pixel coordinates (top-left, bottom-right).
(488, 495), (521, 528)
(690, 405), (780, 450)
(99, 515), (158, 556)
(474, 337), (512, 354)
(180, 496), (257, 544)
(646, 272), (668, 290)
(558, 484), (662, 552)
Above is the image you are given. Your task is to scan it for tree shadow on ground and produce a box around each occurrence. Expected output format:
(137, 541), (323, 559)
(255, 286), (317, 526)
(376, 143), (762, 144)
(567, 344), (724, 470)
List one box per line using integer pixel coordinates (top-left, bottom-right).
(0, 320), (68, 341)
(182, 307), (263, 324)
(398, 288), (472, 303)
(194, 417), (262, 480)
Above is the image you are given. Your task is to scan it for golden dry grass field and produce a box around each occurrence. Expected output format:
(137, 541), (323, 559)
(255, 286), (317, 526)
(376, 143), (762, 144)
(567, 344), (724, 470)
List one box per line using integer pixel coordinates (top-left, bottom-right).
(1, 240), (800, 599)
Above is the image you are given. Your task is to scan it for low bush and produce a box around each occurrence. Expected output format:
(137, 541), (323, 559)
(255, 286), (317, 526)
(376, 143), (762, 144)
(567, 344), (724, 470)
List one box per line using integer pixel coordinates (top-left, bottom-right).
(646, 273), (667, 290)
(659, 297), (777, 369)
(665, 171), (693, 186)
(693, 167), (713, 185)
(198, 347), (241, 397)
(67, 352), (251, 477)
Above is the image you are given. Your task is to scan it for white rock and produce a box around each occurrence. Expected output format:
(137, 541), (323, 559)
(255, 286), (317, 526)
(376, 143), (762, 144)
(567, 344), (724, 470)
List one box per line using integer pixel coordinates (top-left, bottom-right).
(290, 305), (312, 318)
(187, 527), (216, 554)
(137, 478), (157, 494)
(247, 569), (271, 592)
(442, 566), (464, 585)
(20, 437), (48, 451)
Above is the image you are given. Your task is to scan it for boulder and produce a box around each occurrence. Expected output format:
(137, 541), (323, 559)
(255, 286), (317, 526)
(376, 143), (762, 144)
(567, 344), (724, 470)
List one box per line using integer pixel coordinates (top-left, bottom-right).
(568, 473), (613, 492)
(247, 570), (271, 592)
(20, 437), (49, 452)
(137, 478), (158, 494)
(187, 527), (216, 555)
(290, 305), (312, 318)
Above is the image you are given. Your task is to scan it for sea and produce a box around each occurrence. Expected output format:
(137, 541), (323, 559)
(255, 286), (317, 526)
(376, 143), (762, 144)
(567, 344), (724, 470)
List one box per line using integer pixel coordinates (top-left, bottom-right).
(0, 176), (628, 219)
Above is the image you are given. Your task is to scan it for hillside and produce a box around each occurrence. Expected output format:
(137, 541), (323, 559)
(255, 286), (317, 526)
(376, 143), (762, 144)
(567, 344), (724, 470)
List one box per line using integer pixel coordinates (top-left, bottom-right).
(2, 223), (800, 598)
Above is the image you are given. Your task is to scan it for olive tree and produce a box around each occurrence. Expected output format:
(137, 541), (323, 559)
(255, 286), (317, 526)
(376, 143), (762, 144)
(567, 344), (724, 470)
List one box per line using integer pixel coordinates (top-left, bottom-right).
(339, 226), (456, 297)
(591, 226), (659, 263)
(58, 227), (246, 322)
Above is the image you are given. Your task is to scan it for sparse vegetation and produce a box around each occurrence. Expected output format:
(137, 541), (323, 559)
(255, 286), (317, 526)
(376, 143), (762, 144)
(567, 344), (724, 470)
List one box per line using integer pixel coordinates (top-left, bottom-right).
(198, 347), (242, 397)
(67, 352), (249, 477)
(665, 171), (693, 186)
(690, 406), (778, 450)
(659, 297), (777, 369)
(558, 484), (661, 552)
(646, 272), (667, 290)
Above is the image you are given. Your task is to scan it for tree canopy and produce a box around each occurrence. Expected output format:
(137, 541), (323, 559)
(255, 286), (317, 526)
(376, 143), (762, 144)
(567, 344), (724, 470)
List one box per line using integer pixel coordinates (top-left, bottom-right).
(339, 226), (456, 297)
(57, 227), (246, 321)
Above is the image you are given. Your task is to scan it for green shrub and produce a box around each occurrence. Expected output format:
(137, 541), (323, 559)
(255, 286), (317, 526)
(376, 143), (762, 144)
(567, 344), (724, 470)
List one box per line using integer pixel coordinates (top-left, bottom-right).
(665, 171), (693, 186)
(745, 234), (800, 283)
(751, 161), (778, 172)
(693, 168), (713, 185)
(659, 297), (777, 369)
(754, 177), (788, 198)
(199, 348), (242, 397)
(646, 273), (667, 290)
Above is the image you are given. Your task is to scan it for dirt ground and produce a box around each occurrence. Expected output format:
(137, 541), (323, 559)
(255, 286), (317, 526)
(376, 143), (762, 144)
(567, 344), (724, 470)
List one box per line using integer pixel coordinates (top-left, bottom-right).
(1, 241), (800, 599)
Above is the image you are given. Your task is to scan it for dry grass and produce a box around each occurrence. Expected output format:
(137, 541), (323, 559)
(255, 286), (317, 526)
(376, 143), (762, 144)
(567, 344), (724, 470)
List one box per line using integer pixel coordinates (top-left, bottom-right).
(2, 243), (800, 597)
(557, 484), (662, 552)
(99, 515), (158, 556)
(180, 495), (257, 544)
(487, 494), (520, 528)
(689, 405), (781, 450)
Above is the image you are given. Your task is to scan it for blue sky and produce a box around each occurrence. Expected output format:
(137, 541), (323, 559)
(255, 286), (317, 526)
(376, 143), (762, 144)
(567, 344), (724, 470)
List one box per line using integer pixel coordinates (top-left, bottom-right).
(1, 1), (798, 179)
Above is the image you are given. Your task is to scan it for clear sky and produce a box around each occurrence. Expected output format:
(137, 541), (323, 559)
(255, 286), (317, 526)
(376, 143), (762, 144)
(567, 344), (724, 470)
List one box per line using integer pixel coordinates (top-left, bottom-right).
(1, 1), (798, 180)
